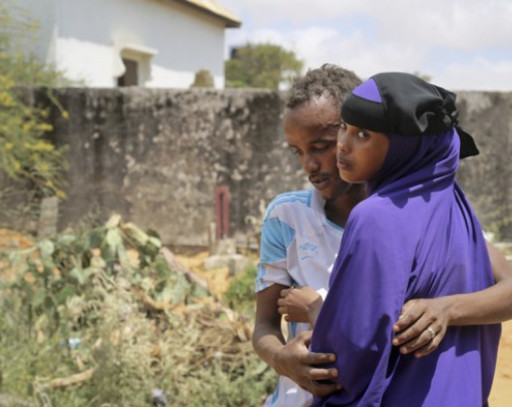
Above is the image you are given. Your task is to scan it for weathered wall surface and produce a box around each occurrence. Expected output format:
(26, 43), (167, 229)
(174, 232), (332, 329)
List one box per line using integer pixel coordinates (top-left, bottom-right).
(9, 88), (512, 244)
(456, 91), (512, 239)
(43, 88), (307, 245)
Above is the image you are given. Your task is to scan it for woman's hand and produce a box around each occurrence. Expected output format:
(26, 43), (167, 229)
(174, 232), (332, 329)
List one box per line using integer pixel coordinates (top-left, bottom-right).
(392, 297), (451, 357)
(277, 286), (323, 325)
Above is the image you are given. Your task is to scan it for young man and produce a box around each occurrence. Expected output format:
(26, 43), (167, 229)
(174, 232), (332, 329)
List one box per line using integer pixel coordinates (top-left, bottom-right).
(252, 64), (512, 407)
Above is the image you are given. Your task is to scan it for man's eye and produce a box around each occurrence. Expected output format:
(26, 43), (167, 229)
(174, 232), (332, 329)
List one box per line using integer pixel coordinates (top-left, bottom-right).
(356, 130), (369, 139)
(312, 145), (330, 153)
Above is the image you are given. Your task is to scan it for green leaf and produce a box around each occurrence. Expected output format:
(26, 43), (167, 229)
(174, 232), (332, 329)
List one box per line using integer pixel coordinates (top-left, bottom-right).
(147, 236), (162, 249)
(33, 286), (46, 308)
(105, 228), (122, 253)
(56, 233), (77, 246)
(58, 284), (75, 303)
(158, 276), (188, 305)
(88, 228), (105, 248)
(159, 285), (176, 304)
(69, 267), (86, 285)
(38, 239), (55, 257)
(154, 256), (170, 279)
(140, 277), (153, 293)
(90, 255), (106, 269)
(105, 214), (122, 228)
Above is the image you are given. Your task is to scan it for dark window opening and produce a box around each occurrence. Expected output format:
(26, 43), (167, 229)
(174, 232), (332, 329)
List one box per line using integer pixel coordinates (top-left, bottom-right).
(117, 58), (138, 86)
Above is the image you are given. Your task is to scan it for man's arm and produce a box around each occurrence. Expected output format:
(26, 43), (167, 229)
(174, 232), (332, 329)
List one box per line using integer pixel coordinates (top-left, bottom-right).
(252, 284), (340, 397)
(253, 284), (287, 368)
(393, 240), (512, 357)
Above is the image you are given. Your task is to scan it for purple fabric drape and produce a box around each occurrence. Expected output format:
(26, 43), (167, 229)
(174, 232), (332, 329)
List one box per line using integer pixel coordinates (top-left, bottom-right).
(310, 125), (500, 406)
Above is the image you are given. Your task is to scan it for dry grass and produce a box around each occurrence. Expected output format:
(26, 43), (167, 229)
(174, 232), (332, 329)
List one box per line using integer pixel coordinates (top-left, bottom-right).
(0, 224), (275, 407)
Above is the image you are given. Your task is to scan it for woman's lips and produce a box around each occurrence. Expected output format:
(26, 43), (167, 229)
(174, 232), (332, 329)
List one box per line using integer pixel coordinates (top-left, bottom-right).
(337, 158), (349, 170)
(337, 153), (350, 170)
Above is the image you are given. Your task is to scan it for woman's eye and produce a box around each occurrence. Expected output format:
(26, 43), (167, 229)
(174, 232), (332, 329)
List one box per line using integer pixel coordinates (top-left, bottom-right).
(356, 130), (369, 139)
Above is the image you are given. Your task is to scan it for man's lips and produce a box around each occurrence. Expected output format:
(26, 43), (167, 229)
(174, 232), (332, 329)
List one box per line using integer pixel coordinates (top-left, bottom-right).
(309, 175), (330, 188)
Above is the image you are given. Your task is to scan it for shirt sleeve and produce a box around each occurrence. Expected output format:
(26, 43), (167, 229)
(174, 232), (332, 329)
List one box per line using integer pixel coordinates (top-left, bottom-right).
(255, 214), (296, 292)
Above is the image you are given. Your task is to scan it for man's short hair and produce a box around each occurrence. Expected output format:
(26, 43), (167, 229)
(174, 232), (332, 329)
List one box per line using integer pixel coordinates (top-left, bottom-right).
(286, 64), (362, 110)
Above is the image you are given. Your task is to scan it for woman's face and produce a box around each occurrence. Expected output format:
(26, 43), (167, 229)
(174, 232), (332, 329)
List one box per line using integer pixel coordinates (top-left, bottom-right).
(336, 121), (390, 184)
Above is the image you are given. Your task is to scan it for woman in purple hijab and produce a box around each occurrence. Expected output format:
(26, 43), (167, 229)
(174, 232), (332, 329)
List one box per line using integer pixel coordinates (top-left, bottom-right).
(310, 72), (501, 406)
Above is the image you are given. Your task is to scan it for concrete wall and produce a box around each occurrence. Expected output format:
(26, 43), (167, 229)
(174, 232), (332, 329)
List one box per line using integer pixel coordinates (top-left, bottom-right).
(8, 88), (512, 245)
(456, 91), (512, 239)
(16, 0), (230, 88)
(42, 87), (306, 245)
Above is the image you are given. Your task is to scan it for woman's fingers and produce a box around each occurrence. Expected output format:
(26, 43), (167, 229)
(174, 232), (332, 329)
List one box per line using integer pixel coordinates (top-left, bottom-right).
(393, 300), (423, 335)
(396, 324), (439, 355)
(392, 298), (450, 357)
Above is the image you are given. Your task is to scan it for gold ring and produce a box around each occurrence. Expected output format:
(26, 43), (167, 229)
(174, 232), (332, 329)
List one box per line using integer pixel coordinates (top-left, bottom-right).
(427, 326), (436, 340)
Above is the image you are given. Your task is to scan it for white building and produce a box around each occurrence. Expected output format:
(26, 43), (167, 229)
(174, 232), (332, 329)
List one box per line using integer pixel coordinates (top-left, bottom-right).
(19, 0), (240, 88)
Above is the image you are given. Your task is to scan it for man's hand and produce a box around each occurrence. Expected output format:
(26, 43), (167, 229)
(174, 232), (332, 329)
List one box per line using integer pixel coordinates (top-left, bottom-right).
(392, 297), (450, 357)
(274, 330), (342, 397)
(277, 286), (323, 325)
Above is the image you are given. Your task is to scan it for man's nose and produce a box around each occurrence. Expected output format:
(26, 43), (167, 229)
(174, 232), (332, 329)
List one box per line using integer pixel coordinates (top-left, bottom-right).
(304, 153), (320, 174)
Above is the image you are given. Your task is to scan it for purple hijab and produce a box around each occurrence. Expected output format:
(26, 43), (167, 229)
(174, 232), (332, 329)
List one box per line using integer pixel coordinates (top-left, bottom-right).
(310, 73), (500, 407)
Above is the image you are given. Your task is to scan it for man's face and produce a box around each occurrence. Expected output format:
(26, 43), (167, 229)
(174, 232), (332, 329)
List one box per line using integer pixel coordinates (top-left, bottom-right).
(283, 95), (353, 201)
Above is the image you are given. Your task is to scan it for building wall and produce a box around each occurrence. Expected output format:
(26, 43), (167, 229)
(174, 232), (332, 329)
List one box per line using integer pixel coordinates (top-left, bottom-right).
(16, 0), (229, 88)
(19, 87), (511, 245)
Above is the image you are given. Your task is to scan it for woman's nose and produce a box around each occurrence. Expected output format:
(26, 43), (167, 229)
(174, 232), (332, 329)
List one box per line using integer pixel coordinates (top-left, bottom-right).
(337, 129), (349, 152)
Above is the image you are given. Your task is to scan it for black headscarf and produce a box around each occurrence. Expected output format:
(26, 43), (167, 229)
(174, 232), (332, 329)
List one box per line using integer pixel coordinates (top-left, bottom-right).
(341, 72), (479, 158)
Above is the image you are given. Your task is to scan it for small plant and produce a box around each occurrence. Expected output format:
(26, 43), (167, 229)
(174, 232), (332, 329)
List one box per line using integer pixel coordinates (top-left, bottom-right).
(223, 264), (258, 317)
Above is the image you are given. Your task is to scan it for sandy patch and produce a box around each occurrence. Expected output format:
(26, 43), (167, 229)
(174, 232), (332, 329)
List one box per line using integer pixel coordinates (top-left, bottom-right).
(489, 320), (512, 406)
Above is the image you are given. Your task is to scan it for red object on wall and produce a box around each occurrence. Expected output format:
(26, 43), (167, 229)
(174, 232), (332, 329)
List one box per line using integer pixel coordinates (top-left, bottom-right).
(214, 185), (230, 239)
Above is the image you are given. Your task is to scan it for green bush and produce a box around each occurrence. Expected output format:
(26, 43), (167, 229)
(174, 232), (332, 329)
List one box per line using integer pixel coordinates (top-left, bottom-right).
(223, 264), (258, 317)
(225, 42), (303, 89)
(0, 217), (276, 406)
(0, 0), (69, 198)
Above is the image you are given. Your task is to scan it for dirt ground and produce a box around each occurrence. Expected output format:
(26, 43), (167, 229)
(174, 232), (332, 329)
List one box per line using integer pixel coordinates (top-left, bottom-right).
(489, 320), (512, 406)
(175, 250), (233, 299)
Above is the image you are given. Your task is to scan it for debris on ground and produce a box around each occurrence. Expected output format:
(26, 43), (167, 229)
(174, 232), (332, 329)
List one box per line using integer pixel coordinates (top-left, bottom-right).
(0, 215), (275, 407)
